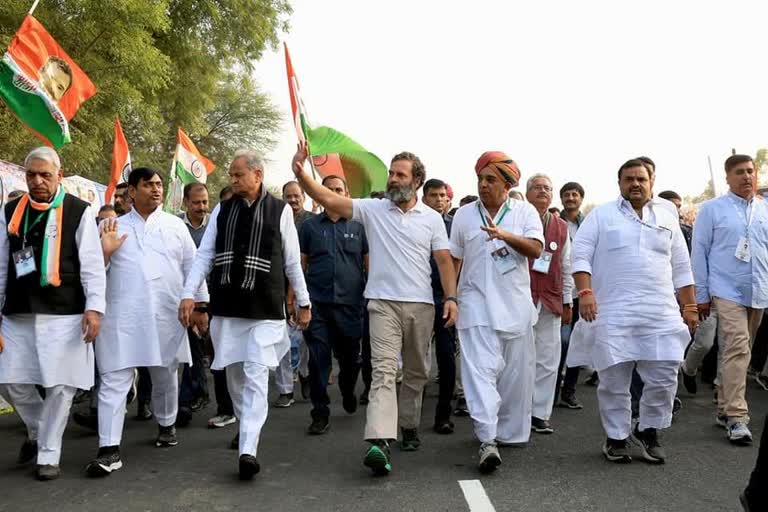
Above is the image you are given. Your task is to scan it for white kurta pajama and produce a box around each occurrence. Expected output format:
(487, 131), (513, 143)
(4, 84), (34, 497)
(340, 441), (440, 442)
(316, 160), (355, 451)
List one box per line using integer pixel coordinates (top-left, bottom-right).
(183, 202), (309, 457)
(96, 208), (208, 447)
(450, 199), (544, 444)
(567, 197), (693, 440)
(0, 204), (106, 465)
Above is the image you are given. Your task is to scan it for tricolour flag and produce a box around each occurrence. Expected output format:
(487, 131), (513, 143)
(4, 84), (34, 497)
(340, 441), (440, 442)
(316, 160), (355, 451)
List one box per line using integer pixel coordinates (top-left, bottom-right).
(284, 43), (387, 198)
(171, 128), (215, 185)
(0, 15), (96, 148)
(105, 116), (131, 204)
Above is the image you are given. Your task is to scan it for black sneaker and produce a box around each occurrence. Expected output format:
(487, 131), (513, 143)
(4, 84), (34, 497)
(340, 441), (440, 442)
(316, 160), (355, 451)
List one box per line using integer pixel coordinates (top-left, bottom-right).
(307, 416), (330, 435)
(363, 440), (392, 476)
(136, 400), (153, 421)
(35, 464), (60, 481)
(558, 393), (583, 410)
(531, 417), (554, 434)
(631, 426), (666, 464)
(190, 396), (209, 412)
(682, 371), (698, 394)
(585, 371), (599, 386)
(400, 428), (421, 451)
(17, 438), (37, 465)
(359, 390), (370, 406)
(433, 419), (455, 435)
(273, 393), (294, 408)
(176, 406), (193, 428)
(453, 397), (470, 417)
(238, 454), (260, 480)
(156, 425), (178, 447)
(602, 437), (632, 463)
(342, 393), (358, 414)
(73, 410), (98, 431)
(299, 374), (311, 400)
(229, 433), (239, 450)
(85, 446), (122, 477)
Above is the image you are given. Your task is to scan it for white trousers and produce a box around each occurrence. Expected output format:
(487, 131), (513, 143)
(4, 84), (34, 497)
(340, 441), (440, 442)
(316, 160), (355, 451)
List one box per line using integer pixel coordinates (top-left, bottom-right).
(459, 325), (535, 444)
(598, 360), (679, 439)
(682, 306), (719, 377)
(2, 383), (76, 465)
(532, 306), (562, 420)
(227, 362), (269, 457)
(98, 366), (178, 447)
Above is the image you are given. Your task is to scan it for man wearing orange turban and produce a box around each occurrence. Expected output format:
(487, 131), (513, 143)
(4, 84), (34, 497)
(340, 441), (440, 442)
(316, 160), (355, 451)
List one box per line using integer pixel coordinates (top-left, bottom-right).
(475, 151), (521, 187)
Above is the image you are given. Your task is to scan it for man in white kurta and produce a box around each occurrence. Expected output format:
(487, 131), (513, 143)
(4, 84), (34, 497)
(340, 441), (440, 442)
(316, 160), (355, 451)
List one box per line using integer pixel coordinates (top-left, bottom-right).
(86, 168), (208, 477)
(0, 147), (105, 481)
(450, 151), (544, 473)
(567, 159), (697, 465)
(180, 149), (310, 480)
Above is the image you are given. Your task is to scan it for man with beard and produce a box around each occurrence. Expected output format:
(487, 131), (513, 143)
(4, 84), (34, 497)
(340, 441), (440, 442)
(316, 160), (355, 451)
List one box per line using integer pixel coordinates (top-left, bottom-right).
(0, 147), (105, 481)
(568, 159), (697, 464)
(450, 151), (543, 473)
(556, 182), (586, 409)
(421, 178), (458, 433)
(525, 173), (573, 434)
(274, 181), (313, 407)
(86, 168), (208, 477)
(692, 155), (768, 445)
(113, 183), (131, 216)
(180, 149), (310, 480)
(291, 142), (458, 476)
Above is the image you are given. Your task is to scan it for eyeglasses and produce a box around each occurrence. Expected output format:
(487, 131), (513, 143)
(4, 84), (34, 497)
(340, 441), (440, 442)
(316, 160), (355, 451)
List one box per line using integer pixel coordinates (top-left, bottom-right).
(530, 185), (552, 192)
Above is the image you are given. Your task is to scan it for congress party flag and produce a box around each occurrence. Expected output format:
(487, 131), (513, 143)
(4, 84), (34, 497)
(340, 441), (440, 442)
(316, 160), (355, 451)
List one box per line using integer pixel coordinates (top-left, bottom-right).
(171, 128), (215, 185)
(0, 15), (96, 148)
(105, 116), (131, 204)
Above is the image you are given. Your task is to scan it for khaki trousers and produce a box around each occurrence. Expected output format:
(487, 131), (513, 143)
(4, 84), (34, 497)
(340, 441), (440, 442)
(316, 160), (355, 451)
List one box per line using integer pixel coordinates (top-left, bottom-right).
(364, 299), (435, 441)
(713, 297), (764, 421)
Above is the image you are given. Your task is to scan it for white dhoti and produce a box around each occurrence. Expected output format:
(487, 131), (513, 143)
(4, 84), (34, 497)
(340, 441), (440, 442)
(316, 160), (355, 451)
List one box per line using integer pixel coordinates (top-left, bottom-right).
(210, 317), (289, 457)
(532, 306), (562, 421)
(98, 365), (178, 447)
(459, 325), (535, 444)
(598, 360), (679, 439)
(0, 314), (94, 466)
(2, 384), (76, 465)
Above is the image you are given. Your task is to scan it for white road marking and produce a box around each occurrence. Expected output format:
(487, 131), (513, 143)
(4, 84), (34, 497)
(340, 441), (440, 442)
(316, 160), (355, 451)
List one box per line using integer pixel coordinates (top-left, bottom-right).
(459, 479), (496, 512)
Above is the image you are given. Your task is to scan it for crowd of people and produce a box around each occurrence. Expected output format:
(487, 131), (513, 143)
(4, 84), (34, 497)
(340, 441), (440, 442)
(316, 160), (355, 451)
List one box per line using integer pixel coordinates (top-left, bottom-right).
(0, 144), (764, 510)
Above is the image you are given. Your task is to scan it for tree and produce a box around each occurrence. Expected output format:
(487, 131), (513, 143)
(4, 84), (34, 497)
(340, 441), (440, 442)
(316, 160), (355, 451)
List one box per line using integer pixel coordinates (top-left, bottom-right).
(0, 0), (290, 184)
(685, 178), (715, 206)
(756, 148), (768, 188)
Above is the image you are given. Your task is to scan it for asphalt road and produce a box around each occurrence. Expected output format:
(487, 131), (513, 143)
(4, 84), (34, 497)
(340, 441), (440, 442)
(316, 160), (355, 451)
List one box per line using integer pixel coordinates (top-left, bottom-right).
(0, 372), (764, 512)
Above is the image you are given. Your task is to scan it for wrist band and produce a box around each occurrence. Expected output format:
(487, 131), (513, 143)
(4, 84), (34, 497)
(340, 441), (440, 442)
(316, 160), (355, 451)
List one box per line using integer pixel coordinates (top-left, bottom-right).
(577, 289), (593, 298)
(445, 296), (458, 304)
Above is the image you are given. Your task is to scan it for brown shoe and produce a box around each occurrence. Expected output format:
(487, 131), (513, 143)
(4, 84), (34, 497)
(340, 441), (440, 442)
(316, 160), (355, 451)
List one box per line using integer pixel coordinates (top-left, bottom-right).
(36, 464), (61, 481)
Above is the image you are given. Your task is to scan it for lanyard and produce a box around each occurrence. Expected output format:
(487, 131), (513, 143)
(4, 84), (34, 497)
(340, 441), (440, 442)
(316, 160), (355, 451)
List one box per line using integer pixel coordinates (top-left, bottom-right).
(478, 200), (510, 227)
(727, 194), (755, 236)
(22, 206), (48, 248)
(616, 198), (672, 238)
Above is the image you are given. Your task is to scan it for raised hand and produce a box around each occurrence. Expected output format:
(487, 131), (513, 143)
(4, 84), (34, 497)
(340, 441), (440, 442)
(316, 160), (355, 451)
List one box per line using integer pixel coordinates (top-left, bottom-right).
(101, 218), (127, 262)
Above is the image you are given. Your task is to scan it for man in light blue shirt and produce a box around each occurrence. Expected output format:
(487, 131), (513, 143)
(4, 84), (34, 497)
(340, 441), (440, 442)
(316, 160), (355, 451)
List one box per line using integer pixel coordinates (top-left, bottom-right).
(691, 154), (768, 446)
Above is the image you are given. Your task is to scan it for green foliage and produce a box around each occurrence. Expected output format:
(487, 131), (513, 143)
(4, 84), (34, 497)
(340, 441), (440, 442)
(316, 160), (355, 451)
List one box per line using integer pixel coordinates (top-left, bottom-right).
(0, 0), (289, 186)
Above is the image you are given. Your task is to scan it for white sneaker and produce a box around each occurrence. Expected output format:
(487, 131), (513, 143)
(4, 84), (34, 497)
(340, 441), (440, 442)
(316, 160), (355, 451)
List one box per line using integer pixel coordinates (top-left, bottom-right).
(207, 414), (237, 428)
(478, 442), (501, 473)
(727, 422), (753, 445)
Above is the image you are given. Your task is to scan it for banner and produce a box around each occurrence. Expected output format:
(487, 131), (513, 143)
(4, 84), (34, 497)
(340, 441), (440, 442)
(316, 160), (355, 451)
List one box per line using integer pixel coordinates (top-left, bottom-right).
(0, 159), (106, 209)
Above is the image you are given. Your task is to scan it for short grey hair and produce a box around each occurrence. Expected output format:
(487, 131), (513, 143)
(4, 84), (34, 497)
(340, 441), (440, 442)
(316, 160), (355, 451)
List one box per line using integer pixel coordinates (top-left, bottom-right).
(526, 173), (553, 192)
(232, 148), (265, 172)
(24, 146), (61, 170)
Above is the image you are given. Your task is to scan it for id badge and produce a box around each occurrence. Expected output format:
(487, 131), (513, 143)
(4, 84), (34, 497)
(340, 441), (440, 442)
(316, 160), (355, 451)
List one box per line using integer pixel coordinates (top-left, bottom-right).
(490, 241), (517, 275)
(735, 236), (751, 263)
(13, 247), (36, 277)
(532, 251), (553, 274)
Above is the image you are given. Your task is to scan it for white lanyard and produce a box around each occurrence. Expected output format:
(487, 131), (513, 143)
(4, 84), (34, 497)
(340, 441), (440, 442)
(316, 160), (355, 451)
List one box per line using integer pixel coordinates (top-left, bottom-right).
(727, 194), (755, 237)
(616, 198), (671, 238)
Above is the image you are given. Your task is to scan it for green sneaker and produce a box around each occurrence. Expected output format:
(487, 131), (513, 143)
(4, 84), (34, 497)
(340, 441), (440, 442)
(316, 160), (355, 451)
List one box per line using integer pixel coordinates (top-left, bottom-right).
(363, 441), (391, 476)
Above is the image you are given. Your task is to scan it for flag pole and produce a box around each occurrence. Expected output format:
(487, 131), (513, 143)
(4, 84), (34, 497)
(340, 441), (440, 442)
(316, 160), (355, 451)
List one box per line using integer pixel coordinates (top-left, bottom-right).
(707, 155), (717, 196)
(28, 0), (41, 15)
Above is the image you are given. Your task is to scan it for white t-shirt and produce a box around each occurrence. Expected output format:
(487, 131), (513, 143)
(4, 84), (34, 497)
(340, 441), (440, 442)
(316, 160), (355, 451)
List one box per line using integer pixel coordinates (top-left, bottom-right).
(352, 198), (450, 304)
(450, 199), (544, 335)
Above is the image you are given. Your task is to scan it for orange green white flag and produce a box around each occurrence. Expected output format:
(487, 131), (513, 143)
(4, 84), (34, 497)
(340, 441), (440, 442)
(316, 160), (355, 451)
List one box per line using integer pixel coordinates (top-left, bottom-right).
(105, 116), (131, 204)
(0, 15), (96, 148)
(171, 128), (215, 185)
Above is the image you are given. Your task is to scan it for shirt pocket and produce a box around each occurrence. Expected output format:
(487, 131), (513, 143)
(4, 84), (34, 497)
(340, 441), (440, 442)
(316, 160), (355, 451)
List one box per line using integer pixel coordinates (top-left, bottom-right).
(648, 227), (672, 255)
(343, 233), (363, 254)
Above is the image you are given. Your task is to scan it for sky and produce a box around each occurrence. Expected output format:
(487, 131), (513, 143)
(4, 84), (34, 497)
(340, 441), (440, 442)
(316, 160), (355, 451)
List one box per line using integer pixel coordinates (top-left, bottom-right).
(254, 0), (768, 208)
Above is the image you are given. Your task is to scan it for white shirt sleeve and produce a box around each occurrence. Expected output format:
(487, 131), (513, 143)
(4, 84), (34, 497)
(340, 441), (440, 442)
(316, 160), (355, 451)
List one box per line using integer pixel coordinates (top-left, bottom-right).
(0, 209), (10, 309)
(182, 203), (219, 300)
(179, 221), (209, 303)
(430, 213), (450, 252)
(522, 203), (545, 247)
(572, 207), (599, 275)
(75, 206), (107, 314)
(561, 234), (574, 304)
(352, 198), (373, 226)
(670, 221), (695, 290)
(281, 205), (310, 307)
